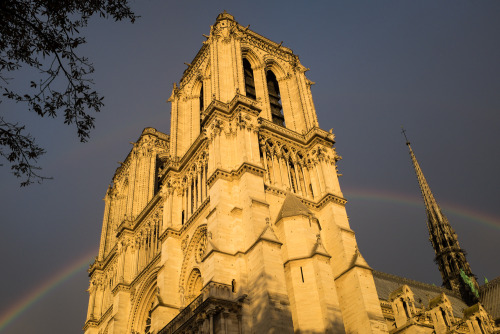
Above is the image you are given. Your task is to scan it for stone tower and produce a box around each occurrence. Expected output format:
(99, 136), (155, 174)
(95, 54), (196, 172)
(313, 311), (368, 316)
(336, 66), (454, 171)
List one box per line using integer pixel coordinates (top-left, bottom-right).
(84, 12), (388, 333)
(404, 135), (480, 306)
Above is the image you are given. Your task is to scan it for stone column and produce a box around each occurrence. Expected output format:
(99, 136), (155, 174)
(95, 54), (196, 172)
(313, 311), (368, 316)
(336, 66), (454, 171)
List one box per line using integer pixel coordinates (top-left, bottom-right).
(202, 164), (207, 201)
(261, 147), (269, 183)
(166, 188), (174, 228)
(285, 158), (294, 191)
(271, 153), (278, 186)
(197, 168), (202, 206)
(293, 163), (302, 196)
(187, 176), (192, 218)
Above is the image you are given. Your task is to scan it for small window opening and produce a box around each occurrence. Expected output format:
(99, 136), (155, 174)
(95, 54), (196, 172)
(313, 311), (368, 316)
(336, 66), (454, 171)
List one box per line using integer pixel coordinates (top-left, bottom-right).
(181, 210), (185, 225)
(300, 266), (304, 283)
(243, 58), (256, 100)
(477, 317), (486, 334)
(231, 279), (236, 292)
(402, 299), (410, 318)
(441, 308), (450, 327)
(199, 84), (204, 112)
(266, 70), (285, 126)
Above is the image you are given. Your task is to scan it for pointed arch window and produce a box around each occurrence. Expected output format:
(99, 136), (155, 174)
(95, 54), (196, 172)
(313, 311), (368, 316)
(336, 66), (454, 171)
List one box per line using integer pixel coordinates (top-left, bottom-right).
(266, 70), (285, 126)
(243, 58), (256, 100)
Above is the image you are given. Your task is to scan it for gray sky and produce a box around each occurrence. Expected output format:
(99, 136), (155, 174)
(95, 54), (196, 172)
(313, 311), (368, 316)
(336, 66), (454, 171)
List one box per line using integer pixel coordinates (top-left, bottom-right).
(1, 1), (499, 333)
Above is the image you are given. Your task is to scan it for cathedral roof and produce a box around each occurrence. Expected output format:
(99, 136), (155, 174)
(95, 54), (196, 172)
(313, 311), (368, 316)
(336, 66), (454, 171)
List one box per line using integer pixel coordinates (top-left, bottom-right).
(275, 192), (313, 223)
(373, 270), (467, 318)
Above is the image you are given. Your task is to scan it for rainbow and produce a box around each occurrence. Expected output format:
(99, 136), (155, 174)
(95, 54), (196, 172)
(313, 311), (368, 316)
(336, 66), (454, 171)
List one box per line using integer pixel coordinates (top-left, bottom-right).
(1, 190), (499, 332)
(0, 248), (97, 332)
(343, 188), (500, 230)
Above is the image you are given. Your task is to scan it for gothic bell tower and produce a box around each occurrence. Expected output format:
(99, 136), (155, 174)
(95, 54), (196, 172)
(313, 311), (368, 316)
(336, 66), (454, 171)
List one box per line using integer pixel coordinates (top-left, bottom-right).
(403, 132), (480, 306)
(85, 11), (389, 334)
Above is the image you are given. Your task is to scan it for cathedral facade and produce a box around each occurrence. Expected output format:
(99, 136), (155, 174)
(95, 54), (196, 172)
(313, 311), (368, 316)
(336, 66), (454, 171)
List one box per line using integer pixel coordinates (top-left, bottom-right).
(84, 12), (498, 334)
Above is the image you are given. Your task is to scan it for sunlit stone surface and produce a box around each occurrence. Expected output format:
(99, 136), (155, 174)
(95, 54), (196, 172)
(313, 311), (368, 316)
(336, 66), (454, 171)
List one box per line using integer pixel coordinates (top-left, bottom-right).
(84, 12), (498, 334)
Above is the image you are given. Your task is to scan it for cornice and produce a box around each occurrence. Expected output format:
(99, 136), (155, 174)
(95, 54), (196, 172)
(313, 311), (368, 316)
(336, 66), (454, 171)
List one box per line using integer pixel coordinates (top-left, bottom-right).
(259, 119), (335, 148)
(335, 262), (373, 281)
(201, 94), (261, 128)
(159, 227), (182, 242)
(207, 162), (265, 188)
(283, 252), (331, 267)
(82, 319), (98, 331)
(264, 184), (347, 209)
(112, 282), (131, 295)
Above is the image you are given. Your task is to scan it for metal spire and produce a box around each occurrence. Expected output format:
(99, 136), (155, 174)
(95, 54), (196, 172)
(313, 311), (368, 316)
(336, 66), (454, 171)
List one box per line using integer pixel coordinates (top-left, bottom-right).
(402, 127), (479, 306)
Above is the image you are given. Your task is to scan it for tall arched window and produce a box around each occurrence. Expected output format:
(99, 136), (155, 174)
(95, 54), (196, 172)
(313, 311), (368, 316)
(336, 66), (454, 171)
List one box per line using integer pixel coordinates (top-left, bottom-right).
(266, 70), (285, 126)
(243, 58), (256, 100)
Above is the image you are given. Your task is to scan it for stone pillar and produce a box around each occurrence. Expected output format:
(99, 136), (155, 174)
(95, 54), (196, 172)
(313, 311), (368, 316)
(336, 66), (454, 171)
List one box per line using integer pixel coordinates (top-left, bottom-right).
(187, 176), (192, 217)
(197, 168), (202, 206)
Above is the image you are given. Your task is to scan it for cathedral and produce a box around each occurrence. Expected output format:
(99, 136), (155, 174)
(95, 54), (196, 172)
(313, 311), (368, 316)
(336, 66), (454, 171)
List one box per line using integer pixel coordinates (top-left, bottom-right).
(84, 12), (499, 333)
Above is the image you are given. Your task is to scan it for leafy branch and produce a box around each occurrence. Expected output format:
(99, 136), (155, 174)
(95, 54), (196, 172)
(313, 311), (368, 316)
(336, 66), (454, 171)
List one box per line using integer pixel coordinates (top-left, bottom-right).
(0, 0), (137, 186)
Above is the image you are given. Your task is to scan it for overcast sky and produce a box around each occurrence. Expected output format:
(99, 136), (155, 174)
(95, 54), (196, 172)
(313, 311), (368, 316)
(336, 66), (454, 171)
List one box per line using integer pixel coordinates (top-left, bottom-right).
(1, 1), (499, 333)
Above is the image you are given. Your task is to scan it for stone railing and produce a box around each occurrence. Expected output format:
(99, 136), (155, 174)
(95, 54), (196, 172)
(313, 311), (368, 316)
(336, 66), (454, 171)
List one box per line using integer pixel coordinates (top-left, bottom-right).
(158, 282), (239, 334)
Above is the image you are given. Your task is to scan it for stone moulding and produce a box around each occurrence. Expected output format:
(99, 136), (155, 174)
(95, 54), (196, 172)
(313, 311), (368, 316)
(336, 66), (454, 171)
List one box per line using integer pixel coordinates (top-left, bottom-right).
(207, 162), (265, 188)
(259, 118), (335, 148)
(159, 227), (182, 242)
(112, 282), (131, 295)
(264, 184), (347, 208)
(83, 319), (98, 331)
(201, 94), (261, 126)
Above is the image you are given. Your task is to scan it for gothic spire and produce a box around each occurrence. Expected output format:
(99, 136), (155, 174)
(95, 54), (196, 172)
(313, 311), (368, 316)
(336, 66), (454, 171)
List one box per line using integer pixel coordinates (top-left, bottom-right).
(402, 129), (479, 306)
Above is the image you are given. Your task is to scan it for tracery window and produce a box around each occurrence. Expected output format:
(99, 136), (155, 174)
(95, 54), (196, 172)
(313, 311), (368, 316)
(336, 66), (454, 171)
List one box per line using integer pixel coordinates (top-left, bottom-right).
(266, 70), (284, 126)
